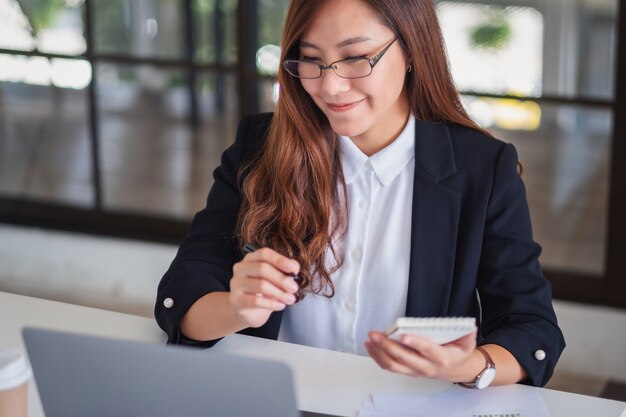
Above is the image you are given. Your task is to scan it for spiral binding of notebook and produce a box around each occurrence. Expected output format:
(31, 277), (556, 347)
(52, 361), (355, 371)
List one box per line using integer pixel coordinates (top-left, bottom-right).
(385, 317), (477, 345)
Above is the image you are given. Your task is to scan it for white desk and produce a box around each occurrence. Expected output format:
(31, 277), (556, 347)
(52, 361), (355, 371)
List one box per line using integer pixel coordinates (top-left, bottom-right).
(1, 291), (624, 417)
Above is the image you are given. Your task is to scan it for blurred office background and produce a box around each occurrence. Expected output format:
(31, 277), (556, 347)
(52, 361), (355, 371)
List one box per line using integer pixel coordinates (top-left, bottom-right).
(0, 0), (625, 401)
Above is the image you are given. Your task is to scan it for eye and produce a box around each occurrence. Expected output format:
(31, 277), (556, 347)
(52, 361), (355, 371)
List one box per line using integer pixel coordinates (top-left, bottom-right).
(345, 55), (368, 60)
(301, 56), (321, 62)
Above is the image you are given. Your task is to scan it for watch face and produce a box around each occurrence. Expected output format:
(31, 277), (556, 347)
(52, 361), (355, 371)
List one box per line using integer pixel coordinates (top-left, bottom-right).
(476, 368), (497, 389)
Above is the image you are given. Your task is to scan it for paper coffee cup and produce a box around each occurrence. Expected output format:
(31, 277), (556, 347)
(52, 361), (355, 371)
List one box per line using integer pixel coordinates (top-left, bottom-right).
(0, 349), (32, 417)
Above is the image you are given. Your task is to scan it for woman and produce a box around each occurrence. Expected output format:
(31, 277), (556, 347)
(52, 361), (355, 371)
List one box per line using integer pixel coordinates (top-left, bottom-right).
(156, 0), (565, 388)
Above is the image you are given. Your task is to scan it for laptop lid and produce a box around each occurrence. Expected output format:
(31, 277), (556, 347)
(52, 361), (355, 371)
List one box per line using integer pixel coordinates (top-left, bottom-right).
(23, 327), (301, 417)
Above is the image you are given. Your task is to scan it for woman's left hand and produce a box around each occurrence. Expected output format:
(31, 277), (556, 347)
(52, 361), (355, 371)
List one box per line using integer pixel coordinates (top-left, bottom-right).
(364, 330), (477, 382)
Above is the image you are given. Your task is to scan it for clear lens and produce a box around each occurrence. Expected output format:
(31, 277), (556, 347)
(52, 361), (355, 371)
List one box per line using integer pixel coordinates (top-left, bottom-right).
(283, 61), (320, 79)
(282, 58), (372, 79)
(334, 59), (372, 78)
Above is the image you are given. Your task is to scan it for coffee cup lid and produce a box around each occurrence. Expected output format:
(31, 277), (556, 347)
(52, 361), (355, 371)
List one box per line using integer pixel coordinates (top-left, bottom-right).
(0, 349), (32, 390)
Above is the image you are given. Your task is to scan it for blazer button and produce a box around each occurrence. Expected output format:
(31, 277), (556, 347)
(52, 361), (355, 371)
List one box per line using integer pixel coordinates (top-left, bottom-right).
(163, 298), (174, 309)
(534, 349), (546, 361)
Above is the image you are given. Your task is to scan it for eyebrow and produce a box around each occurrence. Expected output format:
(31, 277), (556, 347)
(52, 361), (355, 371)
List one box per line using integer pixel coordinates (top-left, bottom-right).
(300, 36), (372, 50)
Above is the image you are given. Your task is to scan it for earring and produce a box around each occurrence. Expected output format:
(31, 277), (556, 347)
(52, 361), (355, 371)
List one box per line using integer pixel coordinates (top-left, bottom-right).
(408, 65), (412, 73)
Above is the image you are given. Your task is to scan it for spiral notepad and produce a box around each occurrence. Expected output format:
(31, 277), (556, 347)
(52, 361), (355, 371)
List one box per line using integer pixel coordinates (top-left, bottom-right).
(385, 317), (476, 344)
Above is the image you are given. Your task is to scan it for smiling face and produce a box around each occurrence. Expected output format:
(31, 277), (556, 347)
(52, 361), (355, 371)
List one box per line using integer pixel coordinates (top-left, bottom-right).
(298, 0), (411, 155)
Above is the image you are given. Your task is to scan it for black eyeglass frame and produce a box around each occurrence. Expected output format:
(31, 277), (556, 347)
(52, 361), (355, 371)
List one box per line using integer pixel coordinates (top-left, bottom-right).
(282, 36), (400, 80)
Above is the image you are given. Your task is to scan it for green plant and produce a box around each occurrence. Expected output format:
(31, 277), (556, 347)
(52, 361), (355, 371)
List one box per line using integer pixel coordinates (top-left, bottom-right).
(17, 0), (67, 36)
(469, 7), (512, 51)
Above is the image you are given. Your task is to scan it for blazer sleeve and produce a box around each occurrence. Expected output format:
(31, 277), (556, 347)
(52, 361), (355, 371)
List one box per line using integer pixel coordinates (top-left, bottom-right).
(154, 114), (268, 348)
(477, 142), (566, 387)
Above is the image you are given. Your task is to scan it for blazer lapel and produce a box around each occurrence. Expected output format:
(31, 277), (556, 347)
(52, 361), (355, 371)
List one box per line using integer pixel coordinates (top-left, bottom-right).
(406, 121), (462, 317)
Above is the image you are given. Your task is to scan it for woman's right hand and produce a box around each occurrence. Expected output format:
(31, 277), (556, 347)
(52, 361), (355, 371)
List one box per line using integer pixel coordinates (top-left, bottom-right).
(229, 247), (300, 328)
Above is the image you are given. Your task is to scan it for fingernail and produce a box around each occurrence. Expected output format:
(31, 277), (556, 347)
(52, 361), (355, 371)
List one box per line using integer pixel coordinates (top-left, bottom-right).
(371, 333), (381, 343)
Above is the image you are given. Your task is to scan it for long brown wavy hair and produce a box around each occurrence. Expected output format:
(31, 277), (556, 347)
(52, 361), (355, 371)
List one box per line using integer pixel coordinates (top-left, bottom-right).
(237, 0), (484, 300)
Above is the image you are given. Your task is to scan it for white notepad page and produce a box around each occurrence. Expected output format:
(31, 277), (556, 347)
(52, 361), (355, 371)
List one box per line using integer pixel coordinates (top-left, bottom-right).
(385, 317), (477, 344)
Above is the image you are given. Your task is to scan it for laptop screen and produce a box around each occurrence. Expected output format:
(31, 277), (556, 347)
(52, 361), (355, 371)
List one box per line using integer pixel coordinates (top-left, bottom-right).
(24, 327), (340, 417)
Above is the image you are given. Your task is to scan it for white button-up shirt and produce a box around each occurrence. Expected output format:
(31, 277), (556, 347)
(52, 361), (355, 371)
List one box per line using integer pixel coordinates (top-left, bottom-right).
(278, 116), (416, 356)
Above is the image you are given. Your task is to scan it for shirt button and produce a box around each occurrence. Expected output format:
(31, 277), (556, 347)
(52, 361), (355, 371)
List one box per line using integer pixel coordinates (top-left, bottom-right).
(534, 350), (546, 361)
(163, 298), (174, 309)
(358, 200), (367, 209)
(344, 301), (354, 311)
(351, 249), (362, 261)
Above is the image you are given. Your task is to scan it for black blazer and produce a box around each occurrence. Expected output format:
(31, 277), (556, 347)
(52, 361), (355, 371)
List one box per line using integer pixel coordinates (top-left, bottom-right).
(155, 113), (565, 387)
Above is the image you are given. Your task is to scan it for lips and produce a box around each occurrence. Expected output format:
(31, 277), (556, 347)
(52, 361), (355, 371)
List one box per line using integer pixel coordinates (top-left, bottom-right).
(326, 98), (365, 112)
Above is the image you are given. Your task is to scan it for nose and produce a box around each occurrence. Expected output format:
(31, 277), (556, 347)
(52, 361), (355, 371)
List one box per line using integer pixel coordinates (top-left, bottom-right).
(318, 68), (351, 96)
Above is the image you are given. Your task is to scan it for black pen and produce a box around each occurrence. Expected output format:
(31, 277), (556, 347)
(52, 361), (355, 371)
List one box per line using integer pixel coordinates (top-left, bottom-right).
(242, 243), (302, 283)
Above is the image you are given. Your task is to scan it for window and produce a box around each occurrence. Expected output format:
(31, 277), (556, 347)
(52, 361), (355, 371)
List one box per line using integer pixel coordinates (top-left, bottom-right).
(435, 0), (615, 277)
(0, 0), (624, 308)
(433, 0), (624, 305)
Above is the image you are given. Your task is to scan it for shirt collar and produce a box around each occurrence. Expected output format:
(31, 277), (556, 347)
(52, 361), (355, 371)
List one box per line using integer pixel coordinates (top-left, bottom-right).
(339, 115), (415, 186)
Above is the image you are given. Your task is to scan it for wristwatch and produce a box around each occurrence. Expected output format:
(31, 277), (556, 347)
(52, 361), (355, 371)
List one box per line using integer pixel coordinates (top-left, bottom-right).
(456, 346), (496, 389)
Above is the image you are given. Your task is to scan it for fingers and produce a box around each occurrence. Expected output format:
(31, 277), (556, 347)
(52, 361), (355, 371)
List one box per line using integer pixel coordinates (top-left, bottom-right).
(365, 339), (419, 377)
(236, 274), (296, 305)
(230, 247), (300, 314)
(240, 293), (287, 312)
(446, 330), (478, 351)
(240, 248), (299, 291)
(398, 334), (447, 367)
(236, 247), (299, 287)
(399, 330), (477, 364)
(244, 247), (300, 276)
(366, 331), (477, 380)
(368, 332), (436, 377)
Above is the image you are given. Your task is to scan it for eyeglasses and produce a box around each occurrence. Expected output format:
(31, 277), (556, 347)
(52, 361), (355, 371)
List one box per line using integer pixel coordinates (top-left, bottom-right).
(282, 37), (399, 80)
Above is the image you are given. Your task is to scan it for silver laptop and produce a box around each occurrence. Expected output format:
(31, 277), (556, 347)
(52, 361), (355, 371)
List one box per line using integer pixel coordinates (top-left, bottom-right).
(23, 327), (336, 417)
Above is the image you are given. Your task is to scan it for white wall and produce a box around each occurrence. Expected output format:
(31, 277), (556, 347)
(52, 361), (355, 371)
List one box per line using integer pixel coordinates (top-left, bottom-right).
(1, 224), (625, 382)
(553, 300), (626, 382)
(0, 224), (175, 316)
